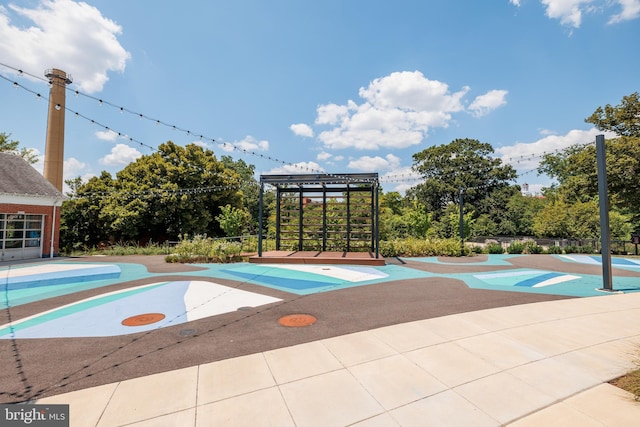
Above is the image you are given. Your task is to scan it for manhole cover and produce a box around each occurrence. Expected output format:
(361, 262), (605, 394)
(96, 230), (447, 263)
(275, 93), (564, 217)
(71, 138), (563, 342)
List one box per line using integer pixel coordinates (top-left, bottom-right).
(121, 313), (165, 327)
(278, 314), (317, 327)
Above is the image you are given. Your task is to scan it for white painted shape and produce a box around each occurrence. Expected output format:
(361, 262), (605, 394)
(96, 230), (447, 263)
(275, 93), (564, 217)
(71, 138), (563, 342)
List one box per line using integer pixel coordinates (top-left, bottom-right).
(263, 264), (387, 282)
(183, 281), (281, 322)
(533, 275), (581, 288)
(474, 270), (541, 280)
(0, 263), (118, 278)
(0, 282), (163, 330)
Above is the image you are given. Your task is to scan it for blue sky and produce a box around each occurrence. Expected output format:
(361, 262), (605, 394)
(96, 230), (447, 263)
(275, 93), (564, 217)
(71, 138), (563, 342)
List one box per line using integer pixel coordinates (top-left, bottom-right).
(0, 0), (638, 195)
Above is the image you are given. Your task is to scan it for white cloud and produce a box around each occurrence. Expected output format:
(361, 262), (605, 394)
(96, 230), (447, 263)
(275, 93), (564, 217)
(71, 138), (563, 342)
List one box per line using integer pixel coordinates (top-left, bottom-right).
(468, 90), (508, 117)
(220, 135), (269, 153)
(536, 0), (640, 27)
(0, 0), (130, 93)
(64, 156), (87, 177)
(538, 128), (558, 136)
(99, 143), (142, 166)
(191, 140), (209, 149)
(62, 156), (94, 192)
(95, 129), (119, 141)
(609, 0), (640, 23)
(266, 161), (324, 174)
(315, 103), (353, 125)
(290, 123), (314, 137)
(510, 0), (522, 6)
(316, 151), (332, 161)
(495, 127), (615, 172)
(348, 154), (401, 172)
(315, 71), (475, 151)
(541, 0), (594, 27)
(379, 166), (422, 195)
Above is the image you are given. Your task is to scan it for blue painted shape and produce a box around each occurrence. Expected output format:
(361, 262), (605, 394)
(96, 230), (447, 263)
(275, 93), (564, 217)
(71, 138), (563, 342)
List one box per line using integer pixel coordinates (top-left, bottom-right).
(514, 272), (564, 287)
(222, 270), (333, 291)
(0, 281), (190, 339)
(2, 264), (121, 290)
(609, 257), (639, 266)
(404, 254), (520, 266)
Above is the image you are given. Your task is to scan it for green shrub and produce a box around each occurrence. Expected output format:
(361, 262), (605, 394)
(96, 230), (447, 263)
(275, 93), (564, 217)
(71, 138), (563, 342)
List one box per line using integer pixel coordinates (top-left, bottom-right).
(506, 241), (525, 254)
(546, 245), (563, 254)
(526, 243), (544, 254)
(469, 244), (484, 254)
(486, 242), (504, 254)
(167, 235), (244, 263)
(486, 243), (503, 254)
(379, 238), (470, 257)
(579, 245), (595, 254)
(564, 245), (579, 254)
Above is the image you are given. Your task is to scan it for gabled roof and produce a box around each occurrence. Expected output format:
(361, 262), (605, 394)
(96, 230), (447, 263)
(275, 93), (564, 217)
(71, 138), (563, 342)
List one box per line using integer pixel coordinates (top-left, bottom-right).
(0, 152), (62, 197)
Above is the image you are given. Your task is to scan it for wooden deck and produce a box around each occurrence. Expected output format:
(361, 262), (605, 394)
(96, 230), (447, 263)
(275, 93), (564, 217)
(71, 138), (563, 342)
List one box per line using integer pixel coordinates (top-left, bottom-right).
(248, 250), (385, 266)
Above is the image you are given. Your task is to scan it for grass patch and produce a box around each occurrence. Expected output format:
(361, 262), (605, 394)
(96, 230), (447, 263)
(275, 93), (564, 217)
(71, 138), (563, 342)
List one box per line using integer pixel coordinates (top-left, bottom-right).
(610, 367), (640, 401)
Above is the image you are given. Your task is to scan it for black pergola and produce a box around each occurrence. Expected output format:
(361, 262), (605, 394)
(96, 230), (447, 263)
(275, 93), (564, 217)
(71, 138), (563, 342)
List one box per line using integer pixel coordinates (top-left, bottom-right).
(257, 173), (380, 258)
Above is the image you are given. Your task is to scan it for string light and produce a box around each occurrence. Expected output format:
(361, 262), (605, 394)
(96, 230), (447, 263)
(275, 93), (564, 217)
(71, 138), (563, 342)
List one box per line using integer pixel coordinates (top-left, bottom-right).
(0, 62), (600, 188)
(69, 183), (242, 200)
(0, 62), (368, 183)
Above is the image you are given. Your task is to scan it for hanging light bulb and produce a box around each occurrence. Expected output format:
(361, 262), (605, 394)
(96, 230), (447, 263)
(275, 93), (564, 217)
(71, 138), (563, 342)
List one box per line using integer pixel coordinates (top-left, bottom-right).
(12, 82), (18, 89)
(55, 104), (61, 111)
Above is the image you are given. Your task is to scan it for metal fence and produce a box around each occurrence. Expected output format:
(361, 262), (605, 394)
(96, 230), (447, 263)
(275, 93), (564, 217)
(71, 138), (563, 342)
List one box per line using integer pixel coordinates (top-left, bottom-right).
(468, 236), (639, 255)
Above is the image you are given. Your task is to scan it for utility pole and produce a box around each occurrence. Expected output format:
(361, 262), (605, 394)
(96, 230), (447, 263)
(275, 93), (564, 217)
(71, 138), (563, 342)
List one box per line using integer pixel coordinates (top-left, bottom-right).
(596, 134), (613, 291)
(459, 187), (464, 253)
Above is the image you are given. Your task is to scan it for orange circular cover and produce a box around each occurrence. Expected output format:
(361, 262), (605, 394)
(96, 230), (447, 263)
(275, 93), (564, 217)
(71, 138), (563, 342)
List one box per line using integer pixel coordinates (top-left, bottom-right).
(278, 314), (317, 327)
(121, 313), (166, 326)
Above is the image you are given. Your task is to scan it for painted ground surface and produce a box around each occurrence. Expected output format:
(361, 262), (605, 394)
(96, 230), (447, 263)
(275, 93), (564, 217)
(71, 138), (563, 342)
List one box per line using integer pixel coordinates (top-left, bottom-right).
(407, 254), (640, 296)
(1, 254), (639, 339)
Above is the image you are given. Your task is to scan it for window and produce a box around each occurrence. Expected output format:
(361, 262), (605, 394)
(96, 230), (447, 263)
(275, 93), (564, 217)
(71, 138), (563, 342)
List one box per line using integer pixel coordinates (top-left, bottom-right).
(0, 213), (43, 250)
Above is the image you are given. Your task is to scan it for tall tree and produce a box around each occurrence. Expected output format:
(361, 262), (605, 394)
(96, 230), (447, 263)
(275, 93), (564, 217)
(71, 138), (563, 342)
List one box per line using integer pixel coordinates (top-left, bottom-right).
(409, 138), (518, 219)
(585, 92), (640, 137)
(539, 136), (640, 224)
(0, 132), (37, 164)
(61, 142), (244, 247)
(60, 172), (115, 251)
(219, 155), (266, 233)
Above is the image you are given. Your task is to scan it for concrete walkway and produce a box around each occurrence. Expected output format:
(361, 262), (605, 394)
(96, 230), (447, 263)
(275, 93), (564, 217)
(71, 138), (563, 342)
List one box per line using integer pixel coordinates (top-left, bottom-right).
(36, 292), (640, 426)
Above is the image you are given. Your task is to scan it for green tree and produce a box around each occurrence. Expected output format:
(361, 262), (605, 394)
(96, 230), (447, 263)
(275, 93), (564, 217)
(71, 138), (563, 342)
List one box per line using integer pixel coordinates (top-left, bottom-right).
(219, 156), (276, 234)
(0, 132), (37, 164)
(403, 200), (431, 238)
(60, 142), (244, 248)
(585, 92), (640, 137)
(60, 172), (115, 250)
(539, 136), (640, 225)
(380, 191), (405, 216)
(496, 192), (547, 236)
(409, 138), (518, 219)
(216, 204), (251, 237)
(429, 204), (473, 239)
(532, 199), (572, 238)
